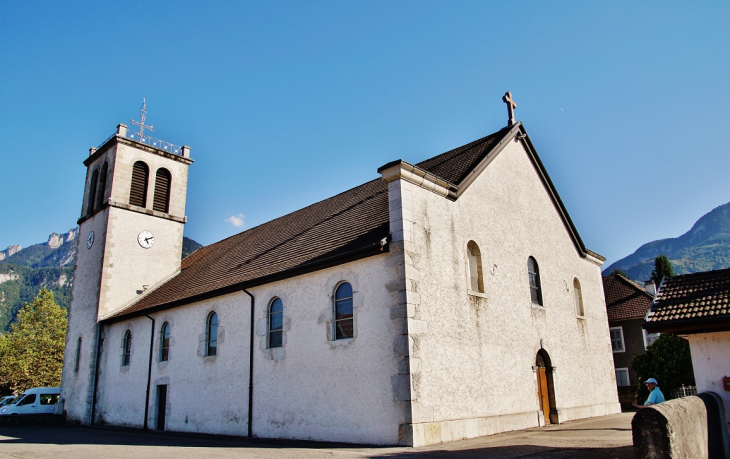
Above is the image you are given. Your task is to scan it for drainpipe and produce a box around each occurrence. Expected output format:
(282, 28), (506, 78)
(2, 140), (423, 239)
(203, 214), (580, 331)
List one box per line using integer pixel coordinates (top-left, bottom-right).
(243, 288), (255, 438)
(89, 322), (103, 425)
(143, 314), (155, 430)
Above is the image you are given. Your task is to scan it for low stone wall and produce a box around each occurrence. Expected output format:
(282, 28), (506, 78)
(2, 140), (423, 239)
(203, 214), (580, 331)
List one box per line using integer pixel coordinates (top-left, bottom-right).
(632, 393), (730, 459)
(0, 414), (66, 427)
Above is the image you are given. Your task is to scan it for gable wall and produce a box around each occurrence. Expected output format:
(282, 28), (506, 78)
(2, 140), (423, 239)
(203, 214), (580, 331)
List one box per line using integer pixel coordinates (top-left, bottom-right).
(404, 139), (619, 443)
(95, 253), (405, 444)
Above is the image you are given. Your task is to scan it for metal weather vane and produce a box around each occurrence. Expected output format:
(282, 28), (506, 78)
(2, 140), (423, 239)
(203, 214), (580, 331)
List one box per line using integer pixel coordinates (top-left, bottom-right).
(131, 98), (154, 142)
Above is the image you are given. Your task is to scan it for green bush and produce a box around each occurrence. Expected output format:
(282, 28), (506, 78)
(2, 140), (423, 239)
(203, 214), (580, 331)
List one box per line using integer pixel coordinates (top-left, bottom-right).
(631, 333), (694, 402)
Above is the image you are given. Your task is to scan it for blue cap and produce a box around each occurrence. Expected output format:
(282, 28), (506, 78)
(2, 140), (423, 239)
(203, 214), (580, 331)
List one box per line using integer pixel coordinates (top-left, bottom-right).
(645, 378), (658, 384)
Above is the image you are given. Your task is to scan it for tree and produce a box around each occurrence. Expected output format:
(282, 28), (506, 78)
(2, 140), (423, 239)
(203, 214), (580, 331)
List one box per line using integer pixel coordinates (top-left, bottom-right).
(650, 255), (674, 286)
(0, 289), (67, 392)
(610, 268), (629, 278)
(631, 333), (694, 402)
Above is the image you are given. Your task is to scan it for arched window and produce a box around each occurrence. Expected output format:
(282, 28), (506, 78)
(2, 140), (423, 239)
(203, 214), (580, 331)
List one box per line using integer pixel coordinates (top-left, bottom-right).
(334, 282), (354, 340)
(466, 241), (484, 293)
(87, 168), (99, 215)
(573, 278), (584, 316)
(527, 257), (543, 306)
(206, 312), (218, 356)
(129, 161), (149, 208)
(122, 330), (132, 366)
(153, 168), (171, 213)
(160, 322), (171, 361)
(95, 162), (108, 211)
(74, 337), (82, 372)
(268, 298), (283, 348)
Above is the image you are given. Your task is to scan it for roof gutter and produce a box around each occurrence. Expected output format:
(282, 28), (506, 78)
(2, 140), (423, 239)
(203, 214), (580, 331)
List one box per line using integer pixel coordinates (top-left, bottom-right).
(143, 314), (155, 430)
(102, 240), (388, 324)
(243, 289), (255, 438)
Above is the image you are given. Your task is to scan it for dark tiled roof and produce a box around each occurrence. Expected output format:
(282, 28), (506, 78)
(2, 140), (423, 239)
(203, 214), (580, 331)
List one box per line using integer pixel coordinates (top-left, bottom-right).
(645, 268), (730, 332)
(414, 126), (513, 184)
(106, 126), (515, 321)
(603, 274), (653, 321)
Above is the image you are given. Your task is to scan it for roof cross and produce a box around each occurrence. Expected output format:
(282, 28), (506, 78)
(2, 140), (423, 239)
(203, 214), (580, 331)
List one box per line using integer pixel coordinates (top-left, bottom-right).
(131, 98), (154, 142)
(502, 91), (517, 126)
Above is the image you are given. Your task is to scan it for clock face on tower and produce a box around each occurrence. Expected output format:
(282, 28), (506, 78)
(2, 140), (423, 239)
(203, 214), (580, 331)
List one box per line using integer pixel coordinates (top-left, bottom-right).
(137, 231), (155, 249)
(86, 231), (95, 249)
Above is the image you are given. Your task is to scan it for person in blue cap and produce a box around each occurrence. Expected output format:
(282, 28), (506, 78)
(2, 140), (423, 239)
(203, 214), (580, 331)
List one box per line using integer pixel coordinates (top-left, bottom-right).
(633, 378), (665, 408)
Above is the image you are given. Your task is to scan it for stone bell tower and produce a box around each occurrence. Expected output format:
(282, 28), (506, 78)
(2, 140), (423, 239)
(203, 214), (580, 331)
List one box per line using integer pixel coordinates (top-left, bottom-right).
(61, 105), (193, 423)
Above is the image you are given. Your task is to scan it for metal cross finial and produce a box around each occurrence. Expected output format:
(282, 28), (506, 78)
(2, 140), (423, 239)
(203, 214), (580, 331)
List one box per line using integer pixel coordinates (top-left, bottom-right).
(502, 91), (517, 126)
(131, 98), (154, 143)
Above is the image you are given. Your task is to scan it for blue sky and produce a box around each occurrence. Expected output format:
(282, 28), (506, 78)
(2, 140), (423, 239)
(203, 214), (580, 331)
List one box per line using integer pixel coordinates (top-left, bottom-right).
(1, 1), (728, 268)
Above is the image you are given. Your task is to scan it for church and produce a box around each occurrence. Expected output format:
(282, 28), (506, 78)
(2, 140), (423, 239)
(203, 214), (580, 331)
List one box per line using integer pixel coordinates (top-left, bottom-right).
(60, 95), (620, 446)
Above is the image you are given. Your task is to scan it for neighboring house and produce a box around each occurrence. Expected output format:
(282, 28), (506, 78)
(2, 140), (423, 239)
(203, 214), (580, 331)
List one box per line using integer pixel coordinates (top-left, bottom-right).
(61, 101), (620, 447)
(603, 274), (656, 407)
(644, 268), (730, 432)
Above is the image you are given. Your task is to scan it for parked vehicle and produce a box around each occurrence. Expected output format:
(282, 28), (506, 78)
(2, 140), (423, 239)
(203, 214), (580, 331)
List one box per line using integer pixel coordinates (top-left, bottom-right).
(0, 388), (60, 415)
(0, 395), (16, 407)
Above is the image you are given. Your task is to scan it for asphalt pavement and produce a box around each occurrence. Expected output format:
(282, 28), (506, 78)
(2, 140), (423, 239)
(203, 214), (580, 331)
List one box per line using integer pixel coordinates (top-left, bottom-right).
(0, 412), (635, 458)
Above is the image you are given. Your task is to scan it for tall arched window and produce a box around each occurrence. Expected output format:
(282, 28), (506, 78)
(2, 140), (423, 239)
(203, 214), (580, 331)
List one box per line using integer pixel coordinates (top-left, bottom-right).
(527, 257), (543, 306)
(153, 168), (171, 213)
(268, 298), (283, 348)
(95, 161), (108, 211)
(87, 168), (99, 215)
(122, 330), (132, 366)
(129, 161), (149, 208)
(160, 322), (171, 361)
(206, 312), (218, 356)
(74, 337), (82, 372)
(466, 241), (484, 293)
(573, 278), (584, 316)
(334, 282), (354, 340)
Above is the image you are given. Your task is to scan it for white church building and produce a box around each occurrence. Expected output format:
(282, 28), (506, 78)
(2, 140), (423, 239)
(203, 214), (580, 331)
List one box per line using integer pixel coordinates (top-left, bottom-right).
(61, 96), (620, 446)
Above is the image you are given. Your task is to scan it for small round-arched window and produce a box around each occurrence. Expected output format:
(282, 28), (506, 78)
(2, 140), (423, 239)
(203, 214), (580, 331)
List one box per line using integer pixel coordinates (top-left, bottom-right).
(268, 298), (283, 348)
(334, 282), (354, 340)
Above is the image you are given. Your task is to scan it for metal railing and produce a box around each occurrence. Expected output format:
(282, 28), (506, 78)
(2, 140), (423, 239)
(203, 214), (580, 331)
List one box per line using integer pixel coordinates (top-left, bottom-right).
(95, 130), (182, 155)
(124, 131), (182, 155)
(670, 384), (697, 399)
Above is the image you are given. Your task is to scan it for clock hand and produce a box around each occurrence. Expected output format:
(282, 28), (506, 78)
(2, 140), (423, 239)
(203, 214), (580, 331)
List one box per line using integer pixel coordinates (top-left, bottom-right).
(145, 237), (152, 243)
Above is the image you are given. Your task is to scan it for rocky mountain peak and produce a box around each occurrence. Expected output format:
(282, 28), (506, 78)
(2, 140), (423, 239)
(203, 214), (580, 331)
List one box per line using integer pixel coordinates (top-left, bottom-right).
(47, 228), (79, 249)
(0, 245), (22, 261)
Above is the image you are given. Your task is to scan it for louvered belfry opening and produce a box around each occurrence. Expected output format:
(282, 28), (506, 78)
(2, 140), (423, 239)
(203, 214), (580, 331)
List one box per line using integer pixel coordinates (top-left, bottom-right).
(87, 169), (99, 215)
(95, 162), (108, 211)
(129, 161), (149, 208)
(153, 168), (171, 213)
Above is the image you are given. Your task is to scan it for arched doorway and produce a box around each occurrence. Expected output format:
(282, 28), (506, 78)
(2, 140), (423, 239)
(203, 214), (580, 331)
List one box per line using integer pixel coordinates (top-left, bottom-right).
(535, 349), (557, 425)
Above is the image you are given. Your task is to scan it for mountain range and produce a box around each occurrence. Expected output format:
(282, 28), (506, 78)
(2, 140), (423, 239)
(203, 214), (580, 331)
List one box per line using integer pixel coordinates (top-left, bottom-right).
(602, 202), (730, 282)
(0, 229), (202, 332)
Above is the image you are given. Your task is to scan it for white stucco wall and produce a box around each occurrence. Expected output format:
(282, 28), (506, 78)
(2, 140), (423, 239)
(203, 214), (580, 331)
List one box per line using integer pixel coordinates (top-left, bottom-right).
(393, 138), (619, 445)
(95, 254), (406, 444)
(62, 138), (190, 422)
(686, 331), (730, 428)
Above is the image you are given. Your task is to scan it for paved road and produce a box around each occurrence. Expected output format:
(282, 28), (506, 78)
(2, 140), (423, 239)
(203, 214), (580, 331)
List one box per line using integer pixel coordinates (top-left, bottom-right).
(0, 412), (635, 458)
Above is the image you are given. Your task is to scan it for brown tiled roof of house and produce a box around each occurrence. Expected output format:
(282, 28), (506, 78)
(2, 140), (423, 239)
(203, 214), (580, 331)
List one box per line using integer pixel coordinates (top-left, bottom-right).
(105, 126), (516, 321)
(603, 274), (653, 321)
(644, 268), (730, 333)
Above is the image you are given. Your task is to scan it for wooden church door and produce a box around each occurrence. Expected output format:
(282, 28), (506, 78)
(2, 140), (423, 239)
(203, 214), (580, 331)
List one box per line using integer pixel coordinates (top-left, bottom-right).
(536, 366), (550, 423)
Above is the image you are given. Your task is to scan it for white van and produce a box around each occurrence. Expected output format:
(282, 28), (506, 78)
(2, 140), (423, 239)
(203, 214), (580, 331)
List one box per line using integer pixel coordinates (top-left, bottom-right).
(0, 387), (60, 415)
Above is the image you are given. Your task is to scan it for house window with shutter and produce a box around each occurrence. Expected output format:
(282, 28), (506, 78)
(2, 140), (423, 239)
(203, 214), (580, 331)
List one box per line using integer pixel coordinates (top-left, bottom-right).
(87, 169), (99, 215)
(95, 162), (108, 211)
(153, 168), (171, 213)
(129, 161), (149, 208)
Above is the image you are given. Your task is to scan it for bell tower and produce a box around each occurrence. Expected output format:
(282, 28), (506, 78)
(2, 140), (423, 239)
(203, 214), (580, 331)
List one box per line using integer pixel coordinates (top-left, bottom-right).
(61, 110), (193, 423)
